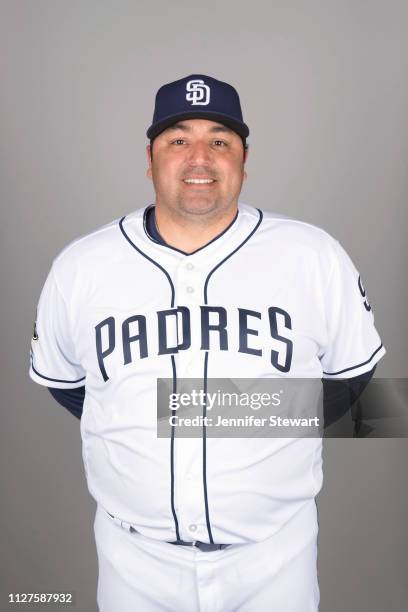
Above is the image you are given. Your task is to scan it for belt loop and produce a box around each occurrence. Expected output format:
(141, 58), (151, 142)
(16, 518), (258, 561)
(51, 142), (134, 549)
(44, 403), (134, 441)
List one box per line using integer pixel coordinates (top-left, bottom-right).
(107, 511), (137, 534)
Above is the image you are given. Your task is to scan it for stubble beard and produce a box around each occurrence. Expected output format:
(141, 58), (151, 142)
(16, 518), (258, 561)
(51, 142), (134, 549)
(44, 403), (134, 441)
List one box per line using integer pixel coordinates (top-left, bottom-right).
(159, 179), (244, 224)
(177, 192), (223, 218)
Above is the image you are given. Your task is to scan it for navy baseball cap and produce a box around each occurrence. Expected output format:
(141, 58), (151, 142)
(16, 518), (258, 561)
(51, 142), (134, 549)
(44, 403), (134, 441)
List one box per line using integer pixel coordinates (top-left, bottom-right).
(146, 74), (249, 141)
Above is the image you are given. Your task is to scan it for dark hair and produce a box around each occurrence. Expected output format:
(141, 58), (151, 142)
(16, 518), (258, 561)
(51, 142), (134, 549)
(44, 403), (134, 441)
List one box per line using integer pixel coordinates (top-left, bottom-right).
(149, 137), (248, 159)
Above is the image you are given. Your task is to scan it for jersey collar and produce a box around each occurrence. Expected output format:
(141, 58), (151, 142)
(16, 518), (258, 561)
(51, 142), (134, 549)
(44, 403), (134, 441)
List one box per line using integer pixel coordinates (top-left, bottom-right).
(120, 202), (262, 269)
(142, 204), (239, 257)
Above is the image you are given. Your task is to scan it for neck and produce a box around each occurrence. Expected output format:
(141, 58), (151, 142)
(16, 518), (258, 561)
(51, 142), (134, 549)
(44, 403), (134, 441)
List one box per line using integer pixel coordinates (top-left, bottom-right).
(154, 204), (238, 253)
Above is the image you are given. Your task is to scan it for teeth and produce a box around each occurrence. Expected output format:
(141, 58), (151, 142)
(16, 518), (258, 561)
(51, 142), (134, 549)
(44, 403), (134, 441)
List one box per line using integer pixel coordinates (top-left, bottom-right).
(183, 178), (215, 184)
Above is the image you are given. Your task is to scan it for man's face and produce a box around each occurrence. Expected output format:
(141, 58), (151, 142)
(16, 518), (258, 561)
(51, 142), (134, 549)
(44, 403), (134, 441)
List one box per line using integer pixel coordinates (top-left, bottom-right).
(146, 119), (248, 218)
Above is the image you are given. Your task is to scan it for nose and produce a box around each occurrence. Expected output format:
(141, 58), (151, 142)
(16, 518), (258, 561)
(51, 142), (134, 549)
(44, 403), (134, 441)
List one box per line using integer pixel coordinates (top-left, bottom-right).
(187, 140), (212, 165)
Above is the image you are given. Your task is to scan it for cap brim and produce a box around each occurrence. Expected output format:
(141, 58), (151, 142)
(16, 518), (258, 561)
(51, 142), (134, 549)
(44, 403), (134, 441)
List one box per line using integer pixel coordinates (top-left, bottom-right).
(146, 111), (249, 140)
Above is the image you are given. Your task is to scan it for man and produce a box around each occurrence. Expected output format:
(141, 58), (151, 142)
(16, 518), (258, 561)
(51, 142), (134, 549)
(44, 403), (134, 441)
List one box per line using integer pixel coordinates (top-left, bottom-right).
(29, 74), (385, 611)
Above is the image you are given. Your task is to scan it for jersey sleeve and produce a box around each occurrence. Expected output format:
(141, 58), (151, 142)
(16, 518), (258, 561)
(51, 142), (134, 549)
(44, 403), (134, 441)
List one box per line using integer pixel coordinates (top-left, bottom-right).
(29, 264), (86, 389)
(320, 239), (386, 379)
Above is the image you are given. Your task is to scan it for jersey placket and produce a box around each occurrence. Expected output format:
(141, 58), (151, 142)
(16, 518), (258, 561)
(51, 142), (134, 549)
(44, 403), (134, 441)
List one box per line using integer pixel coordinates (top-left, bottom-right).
(172, 257), (211, 542)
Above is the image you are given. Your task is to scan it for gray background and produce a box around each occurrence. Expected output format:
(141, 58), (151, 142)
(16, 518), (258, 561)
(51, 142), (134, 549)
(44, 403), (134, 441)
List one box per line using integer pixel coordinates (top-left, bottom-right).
(1, 1), (407, 610)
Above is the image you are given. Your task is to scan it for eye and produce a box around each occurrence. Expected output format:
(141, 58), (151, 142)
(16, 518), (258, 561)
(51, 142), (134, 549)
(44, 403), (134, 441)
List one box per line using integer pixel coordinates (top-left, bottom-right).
(172, 138), (186, 145)
(213, 140), (227, 147)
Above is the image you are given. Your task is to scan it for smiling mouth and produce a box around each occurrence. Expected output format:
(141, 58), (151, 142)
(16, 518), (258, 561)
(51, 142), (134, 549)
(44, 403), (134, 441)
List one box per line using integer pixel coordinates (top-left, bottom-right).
(183, 179), (216, 186)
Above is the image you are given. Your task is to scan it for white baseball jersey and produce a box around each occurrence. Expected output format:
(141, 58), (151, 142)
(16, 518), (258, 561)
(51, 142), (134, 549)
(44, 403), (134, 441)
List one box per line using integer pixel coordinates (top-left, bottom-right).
(29, 202), (385, 550)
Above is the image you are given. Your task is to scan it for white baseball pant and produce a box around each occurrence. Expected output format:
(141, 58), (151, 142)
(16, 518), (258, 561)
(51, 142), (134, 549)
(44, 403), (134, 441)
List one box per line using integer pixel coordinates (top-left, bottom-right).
(94, 502), (320, 612)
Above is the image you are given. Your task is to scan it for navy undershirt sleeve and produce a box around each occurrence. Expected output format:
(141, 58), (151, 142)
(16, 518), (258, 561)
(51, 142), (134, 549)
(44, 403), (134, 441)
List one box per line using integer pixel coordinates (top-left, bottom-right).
(48, 386), (85, 420)
(322, 365), (376, 428)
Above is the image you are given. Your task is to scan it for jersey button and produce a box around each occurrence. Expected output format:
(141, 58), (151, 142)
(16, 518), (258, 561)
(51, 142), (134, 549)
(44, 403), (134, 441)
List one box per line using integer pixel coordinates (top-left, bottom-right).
(186, 263), (194, 271)
(186, 286), (195, 294)
(189, 524), (198, 532)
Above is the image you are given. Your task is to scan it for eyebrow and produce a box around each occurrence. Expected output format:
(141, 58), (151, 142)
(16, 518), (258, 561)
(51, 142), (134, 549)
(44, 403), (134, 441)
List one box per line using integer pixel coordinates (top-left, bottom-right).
(165, 122), (234, 134)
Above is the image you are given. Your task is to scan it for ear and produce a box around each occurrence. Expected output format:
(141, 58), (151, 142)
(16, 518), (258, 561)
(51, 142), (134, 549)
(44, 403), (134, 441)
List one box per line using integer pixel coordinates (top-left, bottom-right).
(243, 145), (249, 180)
(243, 145), (249, 164)
(146, 144), (153, 179)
